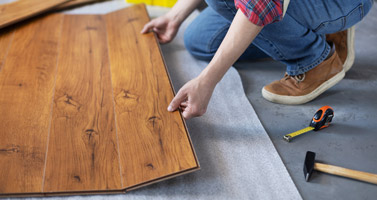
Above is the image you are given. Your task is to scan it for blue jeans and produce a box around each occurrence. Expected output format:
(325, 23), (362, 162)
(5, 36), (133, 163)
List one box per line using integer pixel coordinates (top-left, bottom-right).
(184, 0), (374, 75)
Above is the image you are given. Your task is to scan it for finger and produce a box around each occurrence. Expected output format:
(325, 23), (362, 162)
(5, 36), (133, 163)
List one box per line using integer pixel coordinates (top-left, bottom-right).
(153, 27), (161, 32)
(159, 36), (170, 44)
(154, 32), (166, 44)
(168, 90), (187, 112)
(141, 21), (154, 34)
(180, 101), (188, 107)
(180, 105), (187, 111)
(157, 34), (172, 44)
(182, 108), (194, 119)
(158, 38), (168, 44)
(153, 29), (169, 44)
(153, 28), (173, 43)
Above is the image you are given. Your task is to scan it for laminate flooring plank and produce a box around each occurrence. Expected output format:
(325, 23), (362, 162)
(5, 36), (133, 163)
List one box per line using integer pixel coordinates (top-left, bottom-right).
(0, 29), (14, 72)
(105, 4), (199, 188)
(54, 0), (106, 11)
(43, 14), (122, 192)
(0, 14), (63, 194)
(0, 0), (70, 29)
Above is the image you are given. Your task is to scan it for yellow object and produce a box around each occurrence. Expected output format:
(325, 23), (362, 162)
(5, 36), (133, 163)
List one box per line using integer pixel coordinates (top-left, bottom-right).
(283, 126), (314, 142)
(126, 0), (177, 7)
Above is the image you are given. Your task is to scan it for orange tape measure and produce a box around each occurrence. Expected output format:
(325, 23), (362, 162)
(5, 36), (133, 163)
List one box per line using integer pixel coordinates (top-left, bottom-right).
(284, 106), (334, 142)
(310, 105), (334, 131)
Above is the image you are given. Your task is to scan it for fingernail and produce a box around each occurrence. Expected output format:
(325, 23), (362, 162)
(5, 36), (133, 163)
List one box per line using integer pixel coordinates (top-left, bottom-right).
(167, 105), (173, 112)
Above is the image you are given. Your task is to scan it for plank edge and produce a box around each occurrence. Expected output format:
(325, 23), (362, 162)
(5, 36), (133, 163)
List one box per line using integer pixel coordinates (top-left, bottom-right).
(125, 166), (200, 192)
(0, 0), (73, 29)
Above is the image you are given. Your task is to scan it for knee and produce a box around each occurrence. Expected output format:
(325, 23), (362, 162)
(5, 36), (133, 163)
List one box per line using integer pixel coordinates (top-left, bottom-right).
(361, 0), (374, 19)
(183, 23), (196, 54)
(183, 22), (214, 61)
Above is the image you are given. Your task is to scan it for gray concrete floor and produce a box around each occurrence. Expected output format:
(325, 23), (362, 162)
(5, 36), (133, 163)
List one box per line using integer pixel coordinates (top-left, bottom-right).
(235, 4), (377, 200)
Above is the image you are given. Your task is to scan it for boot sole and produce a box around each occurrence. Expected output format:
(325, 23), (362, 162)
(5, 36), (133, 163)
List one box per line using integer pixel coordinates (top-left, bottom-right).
(262, 69), (345, 105)
(344, 26), (355, 72)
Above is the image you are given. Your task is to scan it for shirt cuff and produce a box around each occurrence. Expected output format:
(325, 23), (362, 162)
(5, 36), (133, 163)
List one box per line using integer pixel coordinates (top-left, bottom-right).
(234, 0), (283, 26)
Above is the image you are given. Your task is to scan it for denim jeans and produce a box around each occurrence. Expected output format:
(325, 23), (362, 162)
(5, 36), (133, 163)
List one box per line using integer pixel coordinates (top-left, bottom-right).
(184, 0), (374, 75)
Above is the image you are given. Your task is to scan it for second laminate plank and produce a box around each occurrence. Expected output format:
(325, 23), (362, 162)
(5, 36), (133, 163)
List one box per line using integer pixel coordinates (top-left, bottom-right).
(44, 14), (122, 192)
(105, 4), (198, 188)
(54, 0), (105, 10)
(0, 0), (71, 29)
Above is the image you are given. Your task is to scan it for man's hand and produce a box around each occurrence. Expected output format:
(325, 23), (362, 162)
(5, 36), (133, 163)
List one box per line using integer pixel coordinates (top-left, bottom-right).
(168, 76), (216, 119)
(140, 0), (203, 43)
(141, 14), (180, 44)
(167, 10), (263, 119)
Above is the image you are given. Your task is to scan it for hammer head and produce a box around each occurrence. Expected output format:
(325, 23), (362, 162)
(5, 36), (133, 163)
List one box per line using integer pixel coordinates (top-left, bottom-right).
(304, 151), (316, 182)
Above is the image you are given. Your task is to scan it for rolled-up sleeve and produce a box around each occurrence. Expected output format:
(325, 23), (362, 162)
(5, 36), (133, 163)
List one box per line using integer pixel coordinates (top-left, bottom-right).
(234, 0), (283, 26)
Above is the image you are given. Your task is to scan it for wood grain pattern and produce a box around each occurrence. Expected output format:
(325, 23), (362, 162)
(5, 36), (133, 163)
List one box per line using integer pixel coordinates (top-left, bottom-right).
(0, 0), (70, 29)
(0, 14), (63, 194)
(105, 4), (198, 188)
(0, 29), (14, 72)
(0, 4), (198, 196)
(43, 14), (122, 192)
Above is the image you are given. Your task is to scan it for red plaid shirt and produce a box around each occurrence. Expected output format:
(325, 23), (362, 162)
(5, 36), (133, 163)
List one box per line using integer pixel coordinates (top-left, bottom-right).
(235, 0), (283, 26)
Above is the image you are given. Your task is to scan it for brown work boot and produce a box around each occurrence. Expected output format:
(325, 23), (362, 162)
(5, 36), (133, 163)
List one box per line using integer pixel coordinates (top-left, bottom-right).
(262, 46), (345, 105)
(326, 26), (355, 72)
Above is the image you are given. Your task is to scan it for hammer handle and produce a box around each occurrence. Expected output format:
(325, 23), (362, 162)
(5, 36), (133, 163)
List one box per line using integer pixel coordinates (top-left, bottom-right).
(314, 163), (377, 185)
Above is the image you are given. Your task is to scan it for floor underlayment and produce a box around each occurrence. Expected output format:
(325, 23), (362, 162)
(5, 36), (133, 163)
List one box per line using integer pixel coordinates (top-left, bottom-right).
(3, 0), (301, 199)
(236, 4), (377, 200)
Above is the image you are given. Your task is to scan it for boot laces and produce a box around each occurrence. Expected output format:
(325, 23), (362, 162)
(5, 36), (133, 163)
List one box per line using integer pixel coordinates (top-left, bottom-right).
(285, 73), (306, 83)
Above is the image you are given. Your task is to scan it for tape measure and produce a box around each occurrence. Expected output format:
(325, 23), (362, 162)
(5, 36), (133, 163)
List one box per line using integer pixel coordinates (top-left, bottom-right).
(283, 106), (334, 142)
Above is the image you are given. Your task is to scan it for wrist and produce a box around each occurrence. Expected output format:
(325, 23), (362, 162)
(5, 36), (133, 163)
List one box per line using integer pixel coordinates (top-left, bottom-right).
(199, 56), (231, 84)
(197, 69), (219, 89)
(166, 9), (185, 26)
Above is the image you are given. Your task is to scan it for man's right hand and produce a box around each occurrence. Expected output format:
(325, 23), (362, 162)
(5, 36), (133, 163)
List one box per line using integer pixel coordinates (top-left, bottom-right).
(140, 14), (180, 44)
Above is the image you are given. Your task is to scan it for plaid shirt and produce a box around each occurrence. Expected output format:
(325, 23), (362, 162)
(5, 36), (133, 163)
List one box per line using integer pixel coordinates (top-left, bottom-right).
(234, 0), (283, 26)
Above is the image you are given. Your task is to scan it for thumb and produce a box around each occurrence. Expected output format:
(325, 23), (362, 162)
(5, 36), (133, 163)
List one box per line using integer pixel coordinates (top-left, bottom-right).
(141, 21), (154, 34)
(168, 90), (187, 112)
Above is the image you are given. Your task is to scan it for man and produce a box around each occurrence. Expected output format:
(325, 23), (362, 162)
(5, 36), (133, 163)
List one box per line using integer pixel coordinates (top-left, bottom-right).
(141, 0), (374, 119)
